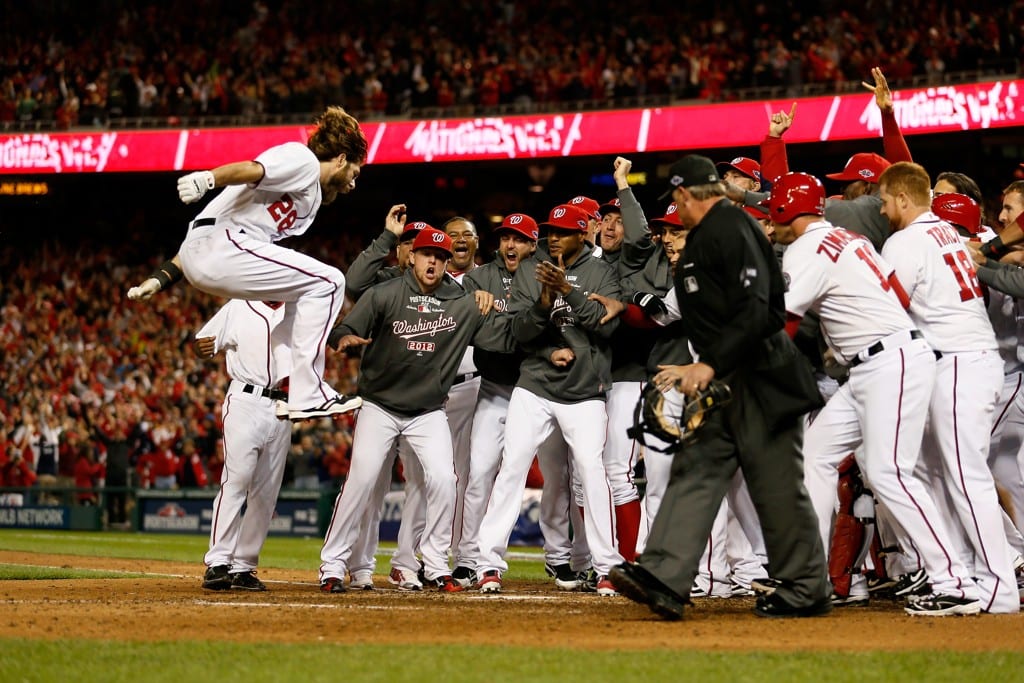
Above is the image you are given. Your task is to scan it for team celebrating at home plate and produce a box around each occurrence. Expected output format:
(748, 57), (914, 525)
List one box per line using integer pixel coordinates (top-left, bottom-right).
(127, 71), (1024, 619)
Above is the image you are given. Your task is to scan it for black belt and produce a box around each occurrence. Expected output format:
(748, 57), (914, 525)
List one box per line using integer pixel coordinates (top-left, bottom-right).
(190, 217), (216, 230)
(453, 371), (480, 386)
(850, 330), (923, 367)
(242, 383), (288, 401)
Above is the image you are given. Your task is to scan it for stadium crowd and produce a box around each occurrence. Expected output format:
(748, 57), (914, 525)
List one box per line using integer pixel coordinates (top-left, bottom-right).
(1, 0), (1020, 127)
(0, 234), (369, 504)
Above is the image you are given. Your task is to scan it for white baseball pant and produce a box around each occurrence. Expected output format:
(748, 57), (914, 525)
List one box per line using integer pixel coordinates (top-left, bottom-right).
(802, 340), (980, 599)
(476, 388), (621, 578)
(321, 402), (455, 582)
(204, 383), (291, 571)
(180, 226), (345, 410)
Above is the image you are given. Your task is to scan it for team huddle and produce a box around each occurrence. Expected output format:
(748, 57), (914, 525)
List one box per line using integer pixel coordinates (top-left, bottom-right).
(126, 72), (1024, 619)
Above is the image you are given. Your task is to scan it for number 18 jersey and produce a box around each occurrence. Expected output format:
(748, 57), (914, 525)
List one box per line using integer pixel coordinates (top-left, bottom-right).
(782, 220), (916, 365)
(881, 211), (997, 353)
(195, 142), (322, 242)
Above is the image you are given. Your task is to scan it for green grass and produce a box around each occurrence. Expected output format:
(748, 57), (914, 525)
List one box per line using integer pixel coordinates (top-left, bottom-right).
(2, 529), (1022, 682)
(0, 563), (145, 580)
(0, 529), (549, 579)
(1, 641), (1021, 683)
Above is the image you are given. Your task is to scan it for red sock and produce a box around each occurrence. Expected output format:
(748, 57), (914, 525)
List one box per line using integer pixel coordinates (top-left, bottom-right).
(615, 500), (642, 562)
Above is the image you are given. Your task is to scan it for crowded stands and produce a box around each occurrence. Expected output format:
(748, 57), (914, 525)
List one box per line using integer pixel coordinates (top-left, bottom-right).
(1, 0), (1021, 129)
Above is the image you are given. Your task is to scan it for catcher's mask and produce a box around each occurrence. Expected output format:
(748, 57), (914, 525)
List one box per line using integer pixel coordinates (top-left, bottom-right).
(627, 380), (732, 452)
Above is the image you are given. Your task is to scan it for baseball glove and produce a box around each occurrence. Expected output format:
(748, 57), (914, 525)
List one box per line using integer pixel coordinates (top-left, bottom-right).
(628, 380), (732, 452)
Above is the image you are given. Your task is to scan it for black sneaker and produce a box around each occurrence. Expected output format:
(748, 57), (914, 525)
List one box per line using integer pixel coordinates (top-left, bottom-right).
(608, 562), (686, 621)
(578, 568), (598, 593)
(755, 592), (833, 618)
(288, 394), (362, 421)
(202, 564), (232, 591)
(831, 592), (869, 607)
(892, 569), (930, 598)
(231, 570), (267, 591)
(321, 577), (347, 594)
(866, 573), (898, 598)
(451, 565), (475, 589)
(904, 593), (981, 616)
(544, 563), (581, 591)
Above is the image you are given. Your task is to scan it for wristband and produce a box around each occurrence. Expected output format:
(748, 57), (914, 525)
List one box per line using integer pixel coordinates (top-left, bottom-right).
(980, 235), (1007, 260)
(150, 259), (184, 290)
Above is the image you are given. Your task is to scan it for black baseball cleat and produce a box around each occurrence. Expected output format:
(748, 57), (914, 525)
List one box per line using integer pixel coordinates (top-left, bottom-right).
(320, 577), (347, 594)
(544, 563), (581, 591)
(893, 569), (930, 599)
(451, 565), (475, 589)
(754, 592), (833, 618)
(608, 562), (687, 621)
(202, 564), (233, 591)
(231, 570), (267, 591)
(288, 394), (362, 421)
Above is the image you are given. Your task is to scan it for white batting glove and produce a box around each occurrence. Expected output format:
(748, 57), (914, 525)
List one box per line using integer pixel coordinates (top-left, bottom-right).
(127, 278), (161, 301)
(177, 171), (215, 204)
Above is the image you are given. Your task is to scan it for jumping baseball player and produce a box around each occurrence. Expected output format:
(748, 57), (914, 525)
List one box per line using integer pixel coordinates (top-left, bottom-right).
(318, 228), (513, 593)
(455, 213), (538, 583)
(126, 106), (366, 422)
(474, 203), (624, 595)
(196, 299), (293, 592)
(879, 162), (1019, 614)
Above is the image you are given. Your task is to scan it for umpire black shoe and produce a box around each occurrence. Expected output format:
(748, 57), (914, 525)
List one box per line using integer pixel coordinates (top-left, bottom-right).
(608, 562), (687, 621)
(754, 592), (833, 618)
(231, 570), (267, 591)
(201, 564), (232, 591)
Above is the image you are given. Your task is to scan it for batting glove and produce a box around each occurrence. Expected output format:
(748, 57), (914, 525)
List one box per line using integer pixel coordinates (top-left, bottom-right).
(632, 291), (668, 318)
(177, 171), (215, 204)
(127, 278), (161, 301)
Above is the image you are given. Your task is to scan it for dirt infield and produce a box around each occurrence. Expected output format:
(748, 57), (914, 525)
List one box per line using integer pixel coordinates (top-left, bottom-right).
(1, 550), (1021, 651)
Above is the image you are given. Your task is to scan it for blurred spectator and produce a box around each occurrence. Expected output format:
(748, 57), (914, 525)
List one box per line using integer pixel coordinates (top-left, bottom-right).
(289, 432), (322, 490)
(74, 449), (105, 505)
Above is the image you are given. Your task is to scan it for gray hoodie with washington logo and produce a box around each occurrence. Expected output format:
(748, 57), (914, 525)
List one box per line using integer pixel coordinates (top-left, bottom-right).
(328, 269), (514, 415)
(511, 241), (621, 403)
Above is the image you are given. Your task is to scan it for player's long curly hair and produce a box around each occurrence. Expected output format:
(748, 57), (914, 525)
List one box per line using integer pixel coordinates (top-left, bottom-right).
(308, 106), (368, 164)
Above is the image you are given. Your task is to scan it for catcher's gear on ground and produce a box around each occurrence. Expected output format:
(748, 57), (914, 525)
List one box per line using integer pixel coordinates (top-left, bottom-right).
(627, 380), (732, 452)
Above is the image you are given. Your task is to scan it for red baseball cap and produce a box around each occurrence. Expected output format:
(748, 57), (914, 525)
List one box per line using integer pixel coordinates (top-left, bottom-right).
(825, 153), (891, 183)
(744, 204), (769, 221)
(411, 227), (453, 258)
(540, 204), (590, 232)
(598, 197), (622, 216)
(496, 213), (539, 241)
(567, 195), (601, 220)
(399, 220), (433, 242)
(650, 202), (683, 227)
(716, 157), (762, 183)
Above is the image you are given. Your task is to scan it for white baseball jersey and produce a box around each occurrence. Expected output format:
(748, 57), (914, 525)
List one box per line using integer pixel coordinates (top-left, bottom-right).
(782, 220), (915, 364)
(195, 142), (322, 242)
(197, 300), (292, 387)
(882, 212), (997, 353)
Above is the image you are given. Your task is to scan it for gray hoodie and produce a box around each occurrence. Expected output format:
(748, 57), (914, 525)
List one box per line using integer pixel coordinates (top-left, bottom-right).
(329, 270), (514, 415)
(511, 241), (621, 403)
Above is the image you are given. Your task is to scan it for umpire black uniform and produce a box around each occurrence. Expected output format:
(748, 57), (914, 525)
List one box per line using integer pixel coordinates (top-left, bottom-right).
(610, 155), (830, 619)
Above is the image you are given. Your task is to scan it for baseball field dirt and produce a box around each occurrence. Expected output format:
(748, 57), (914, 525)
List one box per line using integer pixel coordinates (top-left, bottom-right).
(2, 550), (1021, 650)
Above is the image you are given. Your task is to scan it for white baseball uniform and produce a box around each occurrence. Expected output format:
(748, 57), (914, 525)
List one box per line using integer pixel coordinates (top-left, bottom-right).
(786, 220), (979, 601)
(199, 300), (293, 574)
(178, 142), (347, 412)
(882, 212), (1018, 612)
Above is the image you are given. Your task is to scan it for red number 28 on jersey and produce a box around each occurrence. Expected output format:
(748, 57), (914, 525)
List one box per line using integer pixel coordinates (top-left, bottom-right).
(267, 194), (298, 232)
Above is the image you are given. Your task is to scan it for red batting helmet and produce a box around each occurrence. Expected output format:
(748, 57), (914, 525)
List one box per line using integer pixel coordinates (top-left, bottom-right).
(767, 172), (826, 225)
(931, 192), (982, 235)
